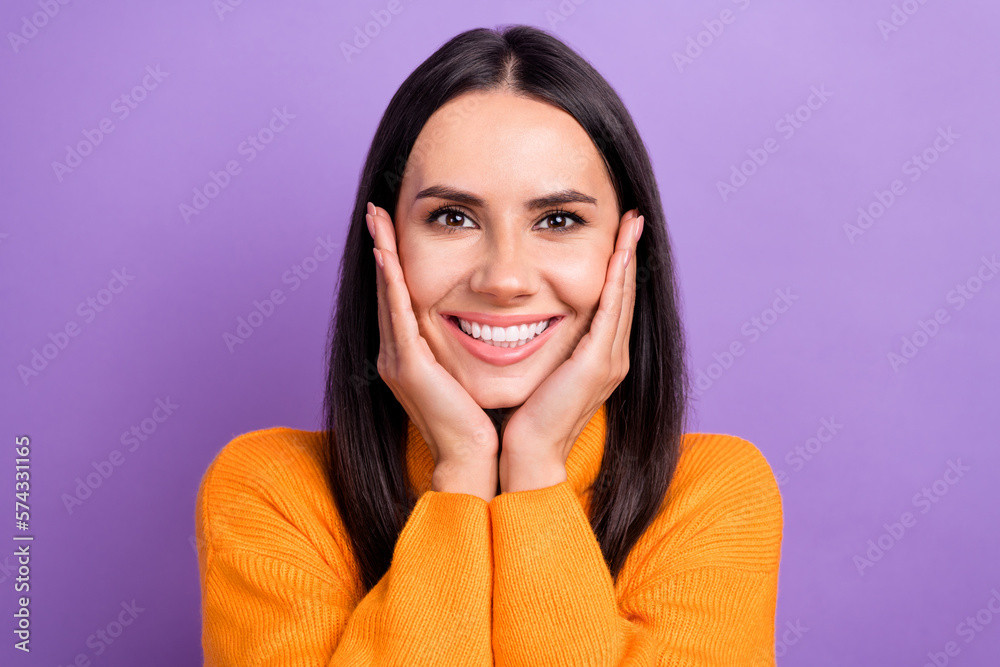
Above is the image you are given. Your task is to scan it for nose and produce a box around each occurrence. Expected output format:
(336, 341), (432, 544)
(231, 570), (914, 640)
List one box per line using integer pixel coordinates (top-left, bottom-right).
(467, 228), (539, 303)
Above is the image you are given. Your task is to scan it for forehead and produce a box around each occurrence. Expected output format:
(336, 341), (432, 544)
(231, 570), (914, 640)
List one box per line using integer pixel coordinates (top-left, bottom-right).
(402, 90), (611, 204)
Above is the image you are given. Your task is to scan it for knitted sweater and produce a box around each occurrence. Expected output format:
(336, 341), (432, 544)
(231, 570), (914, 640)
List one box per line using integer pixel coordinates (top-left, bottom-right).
(195, 403), (783, 666)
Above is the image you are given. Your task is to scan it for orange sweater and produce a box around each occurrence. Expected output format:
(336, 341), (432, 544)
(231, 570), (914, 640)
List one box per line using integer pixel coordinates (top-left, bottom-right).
(195, 403), (783, 665)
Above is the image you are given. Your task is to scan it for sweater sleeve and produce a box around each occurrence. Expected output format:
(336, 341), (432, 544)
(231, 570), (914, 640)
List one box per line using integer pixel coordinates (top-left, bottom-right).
(488, 436), (783, 667)
(195, 433), (493, 666)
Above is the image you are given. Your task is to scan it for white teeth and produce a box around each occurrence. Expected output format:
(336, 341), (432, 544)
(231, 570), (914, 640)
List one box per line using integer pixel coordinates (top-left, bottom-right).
(456, 317), (553, 347)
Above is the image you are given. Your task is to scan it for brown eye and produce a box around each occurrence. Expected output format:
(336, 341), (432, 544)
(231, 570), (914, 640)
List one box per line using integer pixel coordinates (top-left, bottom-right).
(426, 206), (476, 231)
(547, 214), (570, 229)
(443, 211), (466, 227)
(536, 210), (586, 232)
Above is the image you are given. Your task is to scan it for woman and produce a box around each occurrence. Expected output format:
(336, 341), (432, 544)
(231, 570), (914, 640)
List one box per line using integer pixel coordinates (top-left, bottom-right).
(196, 25), (783, 666)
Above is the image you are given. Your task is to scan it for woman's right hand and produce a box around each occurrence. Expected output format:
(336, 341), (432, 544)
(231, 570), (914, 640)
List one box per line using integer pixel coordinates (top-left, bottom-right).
(366, 201), (499, 502)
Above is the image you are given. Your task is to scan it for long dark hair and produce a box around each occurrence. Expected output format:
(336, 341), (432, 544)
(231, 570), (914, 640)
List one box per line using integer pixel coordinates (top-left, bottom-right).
(322, 24), (690, 595)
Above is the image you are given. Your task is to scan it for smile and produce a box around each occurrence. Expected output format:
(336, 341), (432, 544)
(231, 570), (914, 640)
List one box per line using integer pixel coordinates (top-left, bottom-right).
(457, 317), (552, 347)
(443, 315), (561, 366)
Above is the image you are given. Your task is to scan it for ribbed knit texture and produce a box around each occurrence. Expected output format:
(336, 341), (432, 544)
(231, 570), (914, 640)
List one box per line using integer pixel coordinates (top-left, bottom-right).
(195, 403), (783, 665)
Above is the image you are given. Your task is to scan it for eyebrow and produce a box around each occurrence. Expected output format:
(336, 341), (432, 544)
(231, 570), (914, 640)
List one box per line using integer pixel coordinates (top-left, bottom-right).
(413, 185), (597, 210)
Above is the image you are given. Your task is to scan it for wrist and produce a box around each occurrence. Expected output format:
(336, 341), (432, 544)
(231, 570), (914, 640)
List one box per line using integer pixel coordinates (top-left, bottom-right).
(432, 457), (498, 502)
(499, 452), (567, 493)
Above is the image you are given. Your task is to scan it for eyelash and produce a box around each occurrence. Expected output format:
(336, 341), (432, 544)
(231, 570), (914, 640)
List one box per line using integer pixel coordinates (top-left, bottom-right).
(424, 205), (590, 234)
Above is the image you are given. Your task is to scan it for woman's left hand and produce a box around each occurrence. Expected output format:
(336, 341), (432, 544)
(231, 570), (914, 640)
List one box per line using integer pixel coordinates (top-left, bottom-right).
(499, 209), (644, 493)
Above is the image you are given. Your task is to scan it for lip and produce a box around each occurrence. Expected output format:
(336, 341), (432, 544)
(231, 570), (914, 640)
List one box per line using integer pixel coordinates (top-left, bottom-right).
(443, 311), (563, 328)
(442, 314), (562, 366)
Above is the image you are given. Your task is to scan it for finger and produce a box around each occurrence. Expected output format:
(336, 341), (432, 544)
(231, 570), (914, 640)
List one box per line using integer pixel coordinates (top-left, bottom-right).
(588, 209), (639, 378)
(617, 208), (641, 249)
(584, 227), (630, 363)
(365, 202), (396, 350)
(612, 213), (641, 362)
(370, 203), (402, 366)
(601, 209), (640, 340)
(372, 234), (395, 367)
(370, 208), (421, 352)
(605, 235), (631, 366)
(370, 203), (398, 252)
(611, 209), (640, 312)
(613, 255), (636, 376)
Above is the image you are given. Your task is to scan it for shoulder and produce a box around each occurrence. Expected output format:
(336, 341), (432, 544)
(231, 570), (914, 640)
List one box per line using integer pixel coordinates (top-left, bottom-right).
(195, 426), (354, 584)
(198, 426), (328, 510)
(201, 425), (324, 478)
(672, 432), (783, 516)
(629, 432), (783, 575)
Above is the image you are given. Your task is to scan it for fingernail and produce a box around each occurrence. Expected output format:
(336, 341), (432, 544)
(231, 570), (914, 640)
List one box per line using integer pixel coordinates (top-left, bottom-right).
(373, 248), (384, 268)
(634, 215), (644, 243)
(366, 201), (375, 216)
(624, 248), (631, 268)
(366, 212), (374, 239)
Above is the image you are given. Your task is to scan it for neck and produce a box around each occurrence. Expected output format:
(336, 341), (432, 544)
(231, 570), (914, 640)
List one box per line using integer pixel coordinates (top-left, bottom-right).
(484, 405), (514, 431)
(484, 407), (517, 499)
(484, 405), (519, 450)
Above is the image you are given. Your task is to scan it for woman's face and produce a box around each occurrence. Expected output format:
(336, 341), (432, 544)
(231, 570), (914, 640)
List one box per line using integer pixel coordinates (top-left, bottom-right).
(394, 90), (624, 410)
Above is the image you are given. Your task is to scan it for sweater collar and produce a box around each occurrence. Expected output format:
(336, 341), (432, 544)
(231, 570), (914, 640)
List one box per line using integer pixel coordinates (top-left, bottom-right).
(405, 403), (608, 498)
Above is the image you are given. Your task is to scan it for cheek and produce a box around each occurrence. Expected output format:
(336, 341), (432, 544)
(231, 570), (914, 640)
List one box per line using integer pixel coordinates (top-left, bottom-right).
(548, 250), (608, 315)
(397, 241), (460, 314)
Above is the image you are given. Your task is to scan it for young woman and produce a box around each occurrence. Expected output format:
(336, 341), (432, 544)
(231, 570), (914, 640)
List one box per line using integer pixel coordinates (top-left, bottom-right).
(196, 25), (783, 666)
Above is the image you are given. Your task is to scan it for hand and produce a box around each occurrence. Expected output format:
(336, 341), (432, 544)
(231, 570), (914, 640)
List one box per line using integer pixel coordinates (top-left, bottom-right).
(367, 202), (499, 501)
(498, 209), (644, 493)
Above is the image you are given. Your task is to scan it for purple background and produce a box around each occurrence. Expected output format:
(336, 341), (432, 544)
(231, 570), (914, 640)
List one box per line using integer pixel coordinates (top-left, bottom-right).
(2, 0), (998, 664)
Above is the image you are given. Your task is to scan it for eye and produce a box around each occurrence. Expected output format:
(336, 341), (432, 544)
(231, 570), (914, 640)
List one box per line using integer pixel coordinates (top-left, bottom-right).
(535, 210), (588, 233)
(425, 206), (477, 232)
(423, 206), (590, 234)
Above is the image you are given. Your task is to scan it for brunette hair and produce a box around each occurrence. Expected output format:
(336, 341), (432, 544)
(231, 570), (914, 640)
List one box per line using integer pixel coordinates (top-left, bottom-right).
(322, 24), (689, 594)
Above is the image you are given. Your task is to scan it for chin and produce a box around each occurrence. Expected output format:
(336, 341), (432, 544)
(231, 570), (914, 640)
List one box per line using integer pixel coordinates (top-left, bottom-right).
(474, 393), (526, 411)
(468, 382), (534, 411)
